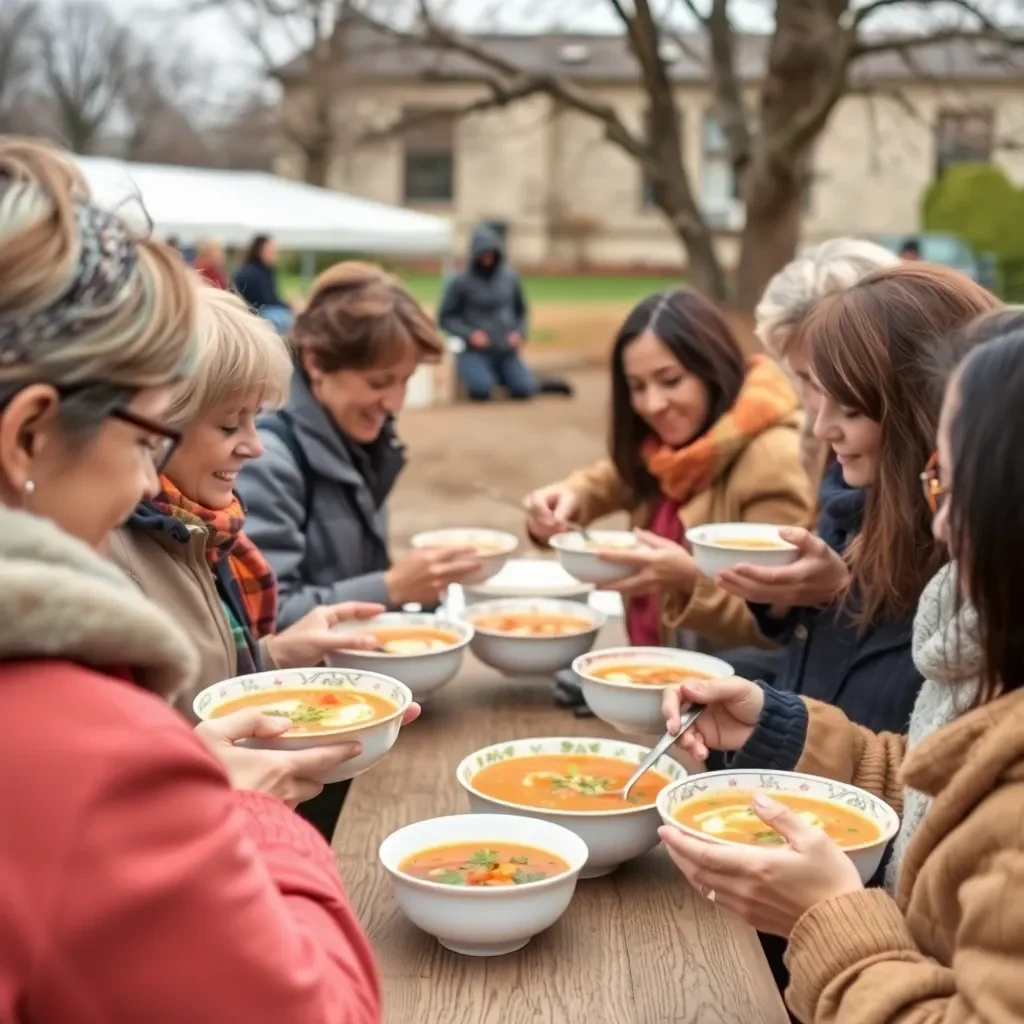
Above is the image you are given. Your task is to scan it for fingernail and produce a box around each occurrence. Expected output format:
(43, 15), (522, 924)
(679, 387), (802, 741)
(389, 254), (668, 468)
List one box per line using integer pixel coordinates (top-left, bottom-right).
(686, 681), (706, 697)
(752, 791), (778, 811)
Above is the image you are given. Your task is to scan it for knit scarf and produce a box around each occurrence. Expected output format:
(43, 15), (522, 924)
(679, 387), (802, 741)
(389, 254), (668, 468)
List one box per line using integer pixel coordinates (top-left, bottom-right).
(150, 477), (278, 641)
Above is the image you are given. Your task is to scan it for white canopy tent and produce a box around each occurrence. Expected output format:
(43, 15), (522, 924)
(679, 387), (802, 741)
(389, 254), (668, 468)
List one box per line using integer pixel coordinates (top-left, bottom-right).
(74, 157), (454, 257)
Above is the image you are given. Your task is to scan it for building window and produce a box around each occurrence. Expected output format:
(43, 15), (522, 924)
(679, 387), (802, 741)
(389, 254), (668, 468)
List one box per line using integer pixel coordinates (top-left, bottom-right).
(642, 108), (683, 209)
(935, 108), (994, 180)
(402, 109), (455, 203)
(701, 111), (741, 220)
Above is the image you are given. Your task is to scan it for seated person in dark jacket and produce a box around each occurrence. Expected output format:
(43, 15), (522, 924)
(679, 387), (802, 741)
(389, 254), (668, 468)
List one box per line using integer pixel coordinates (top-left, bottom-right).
(233, 234), (293, 334)
(437, 224), (535, 402)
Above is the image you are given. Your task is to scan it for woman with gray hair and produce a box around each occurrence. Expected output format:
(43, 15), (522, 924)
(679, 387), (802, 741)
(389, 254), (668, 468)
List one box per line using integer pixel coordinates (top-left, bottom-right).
(0, 140), (381, 1022)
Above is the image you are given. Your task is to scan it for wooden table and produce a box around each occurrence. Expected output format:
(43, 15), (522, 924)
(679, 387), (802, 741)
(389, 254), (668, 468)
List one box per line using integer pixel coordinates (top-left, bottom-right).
(335, 623), (789, 1024)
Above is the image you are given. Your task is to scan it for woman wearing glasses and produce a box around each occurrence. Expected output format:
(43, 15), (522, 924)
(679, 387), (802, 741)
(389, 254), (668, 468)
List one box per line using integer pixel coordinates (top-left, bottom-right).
(659, 308), (1024, 1023)
(0, 140), (381, 1021)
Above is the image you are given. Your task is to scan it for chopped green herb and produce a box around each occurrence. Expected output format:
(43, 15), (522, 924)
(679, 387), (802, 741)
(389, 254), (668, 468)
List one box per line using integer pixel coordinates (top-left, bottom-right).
(512, 870), (547, 885)
(754, 831), (786, 845)
(508, 855), (530, 864)
(566, 764), (579, 778)
(469, 848), (499, 867)
(435, 870), (467, 885)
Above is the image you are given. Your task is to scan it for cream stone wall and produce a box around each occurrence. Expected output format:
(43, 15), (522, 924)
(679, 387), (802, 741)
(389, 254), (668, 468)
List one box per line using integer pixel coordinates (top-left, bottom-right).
(278, 77), (1024, 269)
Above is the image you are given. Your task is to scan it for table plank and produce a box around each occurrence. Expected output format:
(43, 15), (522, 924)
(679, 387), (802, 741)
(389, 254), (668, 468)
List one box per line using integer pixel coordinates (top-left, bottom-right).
(335, 623), (789, 1024)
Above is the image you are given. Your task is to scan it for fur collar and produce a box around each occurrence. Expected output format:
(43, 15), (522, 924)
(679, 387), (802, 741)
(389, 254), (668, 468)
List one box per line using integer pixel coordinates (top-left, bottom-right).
(0, 507), (198, 700)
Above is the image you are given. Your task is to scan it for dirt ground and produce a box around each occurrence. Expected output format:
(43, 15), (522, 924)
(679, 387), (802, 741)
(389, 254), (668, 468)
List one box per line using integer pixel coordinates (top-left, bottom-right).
(388, 367), (625, 549)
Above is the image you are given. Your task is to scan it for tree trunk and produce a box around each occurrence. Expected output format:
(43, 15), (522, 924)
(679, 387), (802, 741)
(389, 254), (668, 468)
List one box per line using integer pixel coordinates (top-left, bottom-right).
(677, 216), (729, 303)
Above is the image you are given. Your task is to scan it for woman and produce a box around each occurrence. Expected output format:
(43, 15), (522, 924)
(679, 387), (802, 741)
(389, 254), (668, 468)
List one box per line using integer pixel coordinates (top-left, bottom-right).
(660, 309), (1024, 1023)
(194, 237), (229, 289)
(239, 262), (483, 628)
(524, 287), (812, 652)
(0, 140), (380, 1020)
(234, 233), (293, 333)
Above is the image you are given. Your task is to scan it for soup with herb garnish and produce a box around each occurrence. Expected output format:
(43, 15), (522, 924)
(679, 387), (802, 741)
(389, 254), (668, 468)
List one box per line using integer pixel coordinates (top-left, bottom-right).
(711, 537), (788, 549)
(210, 687), (396, 735)
(363, 626), (461, 654)
(472, 612), (593, 637)
(590, 663), (716, 686)
(672, 790), (881, 847)
(400, 842), (569, 886)
(473, 754), (669, 811)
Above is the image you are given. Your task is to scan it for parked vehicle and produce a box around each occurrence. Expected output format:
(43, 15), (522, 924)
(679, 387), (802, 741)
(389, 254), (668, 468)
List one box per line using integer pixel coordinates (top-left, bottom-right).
(873, 232), (1000, 292)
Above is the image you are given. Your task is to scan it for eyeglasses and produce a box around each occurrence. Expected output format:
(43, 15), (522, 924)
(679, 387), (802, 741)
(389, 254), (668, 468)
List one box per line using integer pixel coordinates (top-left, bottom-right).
(920, 451), (949, 514)
(110, 407), (182, 472)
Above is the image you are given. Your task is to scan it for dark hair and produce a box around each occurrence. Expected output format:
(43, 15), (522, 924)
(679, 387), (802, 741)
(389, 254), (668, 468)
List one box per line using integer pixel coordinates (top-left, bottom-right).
(291, 261), (444, 373)
(805, 263), (1000, 627)
(899, 238), (921, 257)
(609, 288), (745, 503)
(948, 315), (1024, 703)
(244, 234), (271, 265)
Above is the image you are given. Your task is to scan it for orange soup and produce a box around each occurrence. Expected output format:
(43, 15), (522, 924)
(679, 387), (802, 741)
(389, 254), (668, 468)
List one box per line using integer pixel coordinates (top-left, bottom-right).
(712, 537), (787, 550)
(472, 612), (593, 637)
(363, 625), (460, 654)
(429, 539), (507, 555)
(672, 789), (881, 848)
(582, 537), (636, 551)
(210, 686), (396, 735)
(473, 754), (669, 811)
(591, 663), (715, 686)
(400, 842), (569, 886)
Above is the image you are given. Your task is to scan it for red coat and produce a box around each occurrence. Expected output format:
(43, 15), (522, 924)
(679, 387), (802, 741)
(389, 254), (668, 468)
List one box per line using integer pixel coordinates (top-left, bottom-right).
(0, 657), (381, 1024)
(195, 259), (229, 289)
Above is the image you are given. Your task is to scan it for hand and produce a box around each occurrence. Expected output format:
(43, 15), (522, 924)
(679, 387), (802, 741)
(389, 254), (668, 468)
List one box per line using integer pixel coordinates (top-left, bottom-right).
(469, 330), (489, 349)
(659, 791), (864, 937)
(662, 675), (764, 762)
(265, 602), (386, 669)
(385, 546), (483, 606)
(715, 527), (849, 608)
(522, 483), (580, 543)
(508, 331), (523, 349)
(598, 530), (699, 597)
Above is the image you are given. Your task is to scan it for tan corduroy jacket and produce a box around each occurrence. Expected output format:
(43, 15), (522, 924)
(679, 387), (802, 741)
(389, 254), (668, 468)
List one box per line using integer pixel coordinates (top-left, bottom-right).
(557, 414), (813, 650)
(784, 688), (1024, 1024)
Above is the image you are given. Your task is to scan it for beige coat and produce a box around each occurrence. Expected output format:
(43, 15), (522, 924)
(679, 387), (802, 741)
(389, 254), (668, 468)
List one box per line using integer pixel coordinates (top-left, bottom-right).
(785, 689), (1024, 1023)
(559, 414), (813, 650)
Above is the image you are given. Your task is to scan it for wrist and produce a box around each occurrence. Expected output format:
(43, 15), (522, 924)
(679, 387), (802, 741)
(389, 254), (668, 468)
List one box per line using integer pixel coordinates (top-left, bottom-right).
(384, 568), (403, 605)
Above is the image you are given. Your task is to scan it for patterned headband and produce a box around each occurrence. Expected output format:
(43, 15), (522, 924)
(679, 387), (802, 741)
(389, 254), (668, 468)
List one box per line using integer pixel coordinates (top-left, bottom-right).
(0, 201), (139, 372)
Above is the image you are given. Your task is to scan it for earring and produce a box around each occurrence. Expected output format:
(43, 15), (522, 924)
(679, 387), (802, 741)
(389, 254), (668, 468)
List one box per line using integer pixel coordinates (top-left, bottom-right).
(24, 479), (35, 496)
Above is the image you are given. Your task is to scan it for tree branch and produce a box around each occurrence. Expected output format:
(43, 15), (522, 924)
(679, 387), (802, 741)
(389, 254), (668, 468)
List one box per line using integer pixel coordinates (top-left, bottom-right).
(705, 0), (752, 177)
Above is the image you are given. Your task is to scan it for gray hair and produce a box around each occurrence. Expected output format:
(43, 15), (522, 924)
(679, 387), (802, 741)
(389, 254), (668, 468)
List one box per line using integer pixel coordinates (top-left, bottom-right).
(755, 238), (900, 357)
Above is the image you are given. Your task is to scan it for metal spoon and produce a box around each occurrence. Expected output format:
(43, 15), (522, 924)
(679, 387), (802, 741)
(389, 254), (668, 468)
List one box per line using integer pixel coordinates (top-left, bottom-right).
(618, 703), (706, 802)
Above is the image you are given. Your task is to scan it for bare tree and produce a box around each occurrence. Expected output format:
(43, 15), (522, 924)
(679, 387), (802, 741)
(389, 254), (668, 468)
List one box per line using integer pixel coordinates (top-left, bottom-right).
(34, 0), (135, 154)
(0, 0), (40, 133)
(348, 0), (1021, 311)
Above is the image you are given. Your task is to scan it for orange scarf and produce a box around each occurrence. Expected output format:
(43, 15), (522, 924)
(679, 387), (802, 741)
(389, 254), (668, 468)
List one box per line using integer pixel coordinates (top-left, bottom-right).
(641, 354), (799, 505)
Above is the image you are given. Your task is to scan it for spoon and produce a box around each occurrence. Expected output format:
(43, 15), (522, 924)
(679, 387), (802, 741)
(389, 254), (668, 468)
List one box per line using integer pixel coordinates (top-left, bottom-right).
(475, 485), (593, 541)
(617, 703), (706, 802)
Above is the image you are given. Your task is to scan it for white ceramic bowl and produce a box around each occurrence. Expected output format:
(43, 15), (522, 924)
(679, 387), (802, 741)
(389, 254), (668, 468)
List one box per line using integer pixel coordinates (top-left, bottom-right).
(326, 612), (473, 701)
(192, 667), (412, 784)
(460, 558), (593, 605)
(657, 769), (900, 883)
(686, 522), (800, 577)
(411, 528), (519, 585)
(458, 737), (686, 878)
(572, 647), (734, 736)
(462, 597), (606, 676)
(379, 813), (588, 956)
(549, 530), (638, 586)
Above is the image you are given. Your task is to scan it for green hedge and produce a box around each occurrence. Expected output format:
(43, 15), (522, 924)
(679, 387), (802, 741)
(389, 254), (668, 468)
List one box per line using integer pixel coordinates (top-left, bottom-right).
(923, 163), (1024, 301)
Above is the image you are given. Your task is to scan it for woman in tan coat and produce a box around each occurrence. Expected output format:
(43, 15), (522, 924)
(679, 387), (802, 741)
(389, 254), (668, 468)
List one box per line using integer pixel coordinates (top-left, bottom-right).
(524, 287), (812, 652)
(660, 310), (1024, 1023)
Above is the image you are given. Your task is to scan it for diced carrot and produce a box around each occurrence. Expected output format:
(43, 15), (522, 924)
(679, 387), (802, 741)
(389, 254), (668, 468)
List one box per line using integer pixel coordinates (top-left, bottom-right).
(466, 868), (492, 885)
(494, 863), (518, 878)
(320, 694), (340, 705)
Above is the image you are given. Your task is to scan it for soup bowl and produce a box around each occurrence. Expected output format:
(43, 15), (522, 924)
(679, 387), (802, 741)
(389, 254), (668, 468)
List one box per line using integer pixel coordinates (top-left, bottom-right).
(411, 528), (519, 585)
(458, 737), (686, 878)
(193, 667), (413, 784)
(461, 597), (606, 677)
(572, 647), (734, 736)
(326, 612), (473, 701)
(379, 813), (588, 957)
(657, 769), (901, 883)
(549, 530), (638, 586)
(460, 558), (594, 605)
(685, 522), (800, 577)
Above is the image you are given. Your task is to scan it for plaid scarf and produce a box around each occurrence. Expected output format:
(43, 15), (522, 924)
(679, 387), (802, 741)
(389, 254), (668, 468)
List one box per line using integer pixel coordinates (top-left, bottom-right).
(641, 354), (799, 506)
(151, 477), (278, 642)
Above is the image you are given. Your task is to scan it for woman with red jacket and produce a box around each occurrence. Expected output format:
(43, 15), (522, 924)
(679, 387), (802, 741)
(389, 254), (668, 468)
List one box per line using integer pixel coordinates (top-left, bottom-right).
(0, 140), (384, 1023)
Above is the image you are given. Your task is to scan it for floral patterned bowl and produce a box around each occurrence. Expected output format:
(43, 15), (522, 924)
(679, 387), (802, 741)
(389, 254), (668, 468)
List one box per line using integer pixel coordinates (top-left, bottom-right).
(192, 667), (413, 784)
(657, 770), (901, 883)
(457, 736), (687, 878)
(327, 612), (473, 701)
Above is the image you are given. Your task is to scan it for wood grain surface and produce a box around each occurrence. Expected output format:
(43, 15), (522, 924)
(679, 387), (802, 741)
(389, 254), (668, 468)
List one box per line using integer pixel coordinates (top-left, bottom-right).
(334, 623), (789, 1024)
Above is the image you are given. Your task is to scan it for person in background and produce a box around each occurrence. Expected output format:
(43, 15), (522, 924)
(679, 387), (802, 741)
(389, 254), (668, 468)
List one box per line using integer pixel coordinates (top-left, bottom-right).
(0, 139), (381, 1022)
(240, 261), (482, 617)
(899, 237), (921, 261)
(660, 308), (1024, 1024)
(437, 223), (535, 402)
(194, 237), (229, 290)
(234, 233), (294, 334)
(524, 287), (812, 655)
